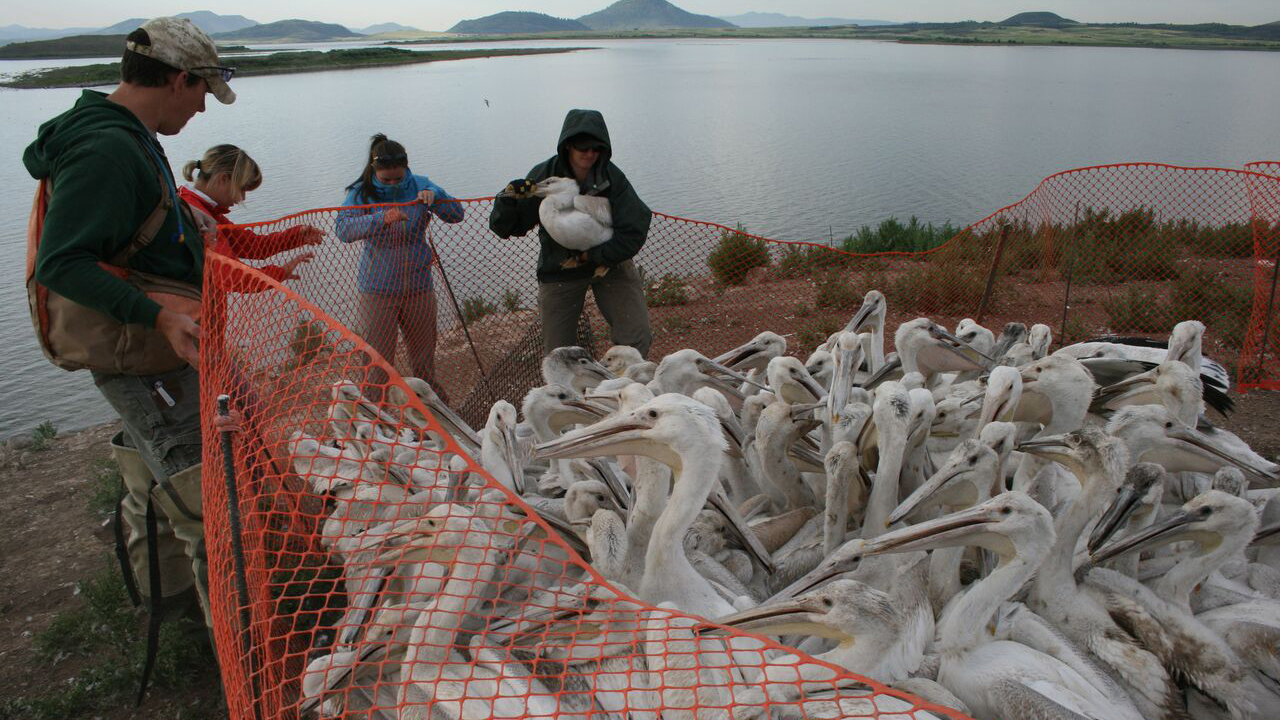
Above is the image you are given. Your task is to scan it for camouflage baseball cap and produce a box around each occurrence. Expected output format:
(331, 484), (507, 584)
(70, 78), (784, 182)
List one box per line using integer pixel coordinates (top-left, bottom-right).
(125, 17), (236, 104)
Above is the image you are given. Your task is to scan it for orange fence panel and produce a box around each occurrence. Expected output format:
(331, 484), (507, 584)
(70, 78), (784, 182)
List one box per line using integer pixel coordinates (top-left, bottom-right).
(201, 161), (1279, 720)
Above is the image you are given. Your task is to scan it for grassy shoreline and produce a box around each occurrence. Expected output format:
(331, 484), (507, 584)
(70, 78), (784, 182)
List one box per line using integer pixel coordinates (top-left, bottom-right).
(0, 46), (590, 90)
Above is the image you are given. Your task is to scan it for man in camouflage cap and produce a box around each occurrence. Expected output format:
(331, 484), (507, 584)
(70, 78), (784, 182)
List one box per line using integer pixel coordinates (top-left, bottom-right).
(23, 16), (237, 647)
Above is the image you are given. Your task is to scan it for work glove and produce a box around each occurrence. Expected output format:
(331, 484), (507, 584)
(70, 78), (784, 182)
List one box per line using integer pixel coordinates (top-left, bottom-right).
(503, 178), (536, 198)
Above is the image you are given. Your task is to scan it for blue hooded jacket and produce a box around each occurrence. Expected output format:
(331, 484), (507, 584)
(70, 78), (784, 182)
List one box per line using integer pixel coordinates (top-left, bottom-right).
(336, 171), (464, 295)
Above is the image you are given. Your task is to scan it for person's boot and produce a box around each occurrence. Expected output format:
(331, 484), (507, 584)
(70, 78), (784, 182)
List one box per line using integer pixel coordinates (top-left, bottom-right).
(149, 463), (211, 629)
(109, 432), (195, 604)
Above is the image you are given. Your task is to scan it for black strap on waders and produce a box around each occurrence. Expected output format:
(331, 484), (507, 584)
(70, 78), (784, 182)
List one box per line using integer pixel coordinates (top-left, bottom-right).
(135, 494), (163, 706)
(112, 481), (142, 608)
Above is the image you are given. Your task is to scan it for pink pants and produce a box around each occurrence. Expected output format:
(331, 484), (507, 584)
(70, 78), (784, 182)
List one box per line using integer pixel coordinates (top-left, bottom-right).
(356, 290), (438, 389)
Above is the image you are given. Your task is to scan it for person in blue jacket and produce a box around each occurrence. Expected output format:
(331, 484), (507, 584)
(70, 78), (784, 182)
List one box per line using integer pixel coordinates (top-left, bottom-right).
(336, 134), (464, 396)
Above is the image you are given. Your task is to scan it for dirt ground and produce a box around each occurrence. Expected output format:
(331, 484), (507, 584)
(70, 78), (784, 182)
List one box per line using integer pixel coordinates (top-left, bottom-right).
(1, 387), (1276, 718)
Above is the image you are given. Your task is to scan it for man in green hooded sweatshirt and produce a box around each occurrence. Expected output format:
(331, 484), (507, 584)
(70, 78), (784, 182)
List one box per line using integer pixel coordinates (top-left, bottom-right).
(23, 17), (236, 630)
(490, 109), (654, 357)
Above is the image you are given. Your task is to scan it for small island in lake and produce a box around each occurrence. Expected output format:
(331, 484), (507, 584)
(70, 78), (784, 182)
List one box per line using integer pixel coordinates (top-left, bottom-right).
(0, 46), (592, 90)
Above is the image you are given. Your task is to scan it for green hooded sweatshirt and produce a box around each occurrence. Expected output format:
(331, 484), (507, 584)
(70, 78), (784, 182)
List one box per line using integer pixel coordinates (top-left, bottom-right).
(24, 90), (202, 328)
(489, 109), (652, 282)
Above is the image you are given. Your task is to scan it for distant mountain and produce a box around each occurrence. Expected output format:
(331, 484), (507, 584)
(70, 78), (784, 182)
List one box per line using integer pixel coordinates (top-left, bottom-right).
(578, 0), (735, 30)
(91, 12), (257, 36)
(359, 22), (423, 34)
(998, 12), (1079, 27)
(717, 12), (894, 28)
(212, 19), (362, 42)
(449, 12), (588, 34)
(0, 24), (98, 43)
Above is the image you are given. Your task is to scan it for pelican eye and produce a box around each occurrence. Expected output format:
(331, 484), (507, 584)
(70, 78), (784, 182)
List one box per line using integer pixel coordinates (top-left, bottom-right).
(1000, 506), (1012, 515)
(558, 393), (567, 400)
(1198, 506), (1213, 517)
(821, 597), (833, 608)
(648, 409), (658, 418)
(595, 494), (606, 502)
(1164, 422), (1173, 429)
(968, 456), (978, 466)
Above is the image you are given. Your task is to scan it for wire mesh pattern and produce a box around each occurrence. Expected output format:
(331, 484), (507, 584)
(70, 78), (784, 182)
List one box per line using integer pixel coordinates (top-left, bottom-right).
(201, 161), (1280, 720)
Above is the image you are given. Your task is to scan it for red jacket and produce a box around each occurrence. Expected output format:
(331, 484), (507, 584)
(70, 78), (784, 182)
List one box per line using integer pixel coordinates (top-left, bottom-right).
(180, 186), (312, 284)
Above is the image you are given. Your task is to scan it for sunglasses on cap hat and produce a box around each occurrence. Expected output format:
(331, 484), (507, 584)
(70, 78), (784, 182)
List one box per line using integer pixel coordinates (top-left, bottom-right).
(191, 65), (236, 82)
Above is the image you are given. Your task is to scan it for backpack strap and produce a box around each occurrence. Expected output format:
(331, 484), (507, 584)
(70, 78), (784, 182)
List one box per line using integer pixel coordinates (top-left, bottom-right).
(107, 133), (183, 268)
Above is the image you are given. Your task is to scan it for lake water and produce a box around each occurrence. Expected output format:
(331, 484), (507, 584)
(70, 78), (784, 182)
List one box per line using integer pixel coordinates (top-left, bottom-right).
(1, 38), (1278, 438)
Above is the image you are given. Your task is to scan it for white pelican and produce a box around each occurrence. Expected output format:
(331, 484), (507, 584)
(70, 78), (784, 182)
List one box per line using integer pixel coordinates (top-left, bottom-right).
(601, 344), (644, 376)
(541, 345), (613, 393)
(1019, 429), (1184, 720)
(1106, 405), (1279, 484)
(531, 176), (612, 276)
(713, 331), (787, 374)
(843, 289), (887, 372)
(861, 492), (1146, 720)
(479, 401), (522, 494)
(535, 394), (741, 617)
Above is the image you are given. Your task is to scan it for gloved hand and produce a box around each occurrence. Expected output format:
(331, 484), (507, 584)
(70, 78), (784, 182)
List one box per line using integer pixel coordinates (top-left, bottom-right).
(503, 178), (536, 198)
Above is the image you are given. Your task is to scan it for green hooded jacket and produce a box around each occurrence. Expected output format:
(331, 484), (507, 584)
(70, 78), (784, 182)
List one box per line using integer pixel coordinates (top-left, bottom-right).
(24, 90), (202, 328)
(489, 109), (652, 282)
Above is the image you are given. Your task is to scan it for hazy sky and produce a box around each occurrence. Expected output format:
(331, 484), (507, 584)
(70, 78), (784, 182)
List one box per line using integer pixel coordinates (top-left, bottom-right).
(5, 1), (1278, 31)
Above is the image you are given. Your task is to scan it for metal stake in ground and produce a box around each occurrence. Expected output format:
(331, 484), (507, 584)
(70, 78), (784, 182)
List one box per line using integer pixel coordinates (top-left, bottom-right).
(218, 394), (263, 720)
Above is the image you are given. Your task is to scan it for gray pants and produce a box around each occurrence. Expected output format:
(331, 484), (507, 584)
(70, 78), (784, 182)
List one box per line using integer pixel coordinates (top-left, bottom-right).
(538, 259), (653, 358)
(357, 290), (439, 386)
(94, 364), (208, 626)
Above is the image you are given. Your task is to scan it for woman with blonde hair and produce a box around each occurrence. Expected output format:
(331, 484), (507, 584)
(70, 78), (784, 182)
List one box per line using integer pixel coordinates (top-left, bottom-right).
(179, 144), (321, 282)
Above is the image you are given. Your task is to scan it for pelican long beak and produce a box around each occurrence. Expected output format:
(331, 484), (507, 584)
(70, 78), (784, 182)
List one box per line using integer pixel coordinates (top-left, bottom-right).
(858, 353), (901, 389)
(1087, 484), (1147, 554)
(929, 325), (997, 365)
(584, 358), (615, 382)
(860, 501), (1008, 558)
(423, 395), (481, 450)
(585, 459), (631, 511)
(887, 462), (969, 527)
(534, 417), (649, 461)
(1094, 370), (1157, 405)
(772, 541), (864, 601)
(1088, 508), (1202, 566)
(500, 423), (524, 495)
(1252, 520), (1280, 546)
(565, 398), (611, 419)
(1016, 433), (1072, 459)
(719, 414), (745, 454)
(708, 490), (777, 574)
(844, 299), (877, 334)
(1166, 426), (1279, 483)
(713, 342), (762, 371)
(703, 597), (841, 640)
(697, 357), (772, 392)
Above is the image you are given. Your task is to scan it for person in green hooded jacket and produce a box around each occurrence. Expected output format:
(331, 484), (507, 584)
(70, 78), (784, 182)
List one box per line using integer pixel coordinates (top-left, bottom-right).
(489, 109), (654, 357)
(23, 17), (235, 633)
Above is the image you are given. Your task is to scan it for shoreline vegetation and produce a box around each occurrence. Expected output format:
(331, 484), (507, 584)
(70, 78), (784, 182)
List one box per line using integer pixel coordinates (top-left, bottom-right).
(380, 22), (1280, 52)
(0, 46), (590, 90)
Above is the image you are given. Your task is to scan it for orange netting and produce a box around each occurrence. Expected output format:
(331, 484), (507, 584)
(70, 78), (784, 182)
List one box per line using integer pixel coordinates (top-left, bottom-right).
(200, 162), (1280, 720)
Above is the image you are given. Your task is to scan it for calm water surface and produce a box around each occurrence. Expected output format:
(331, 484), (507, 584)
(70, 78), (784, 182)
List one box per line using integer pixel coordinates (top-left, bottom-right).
(1, 38), (1278, 437)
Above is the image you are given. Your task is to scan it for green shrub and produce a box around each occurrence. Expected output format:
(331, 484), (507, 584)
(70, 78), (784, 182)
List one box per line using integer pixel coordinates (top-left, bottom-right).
(795, 316), (842, 351)
(841, 216), (959, 254)
(30, 421), (57, 451)
(1170, 269), (1253, 348)
(889, 264), (987, 315)
(644, 273), (690, 307)
(460, 295), (498, 324)
(814, 270), (861, 310)
(501, 288), (521, 313)
(1104, 287), (1170, 333)
(708, 224), (770, 285)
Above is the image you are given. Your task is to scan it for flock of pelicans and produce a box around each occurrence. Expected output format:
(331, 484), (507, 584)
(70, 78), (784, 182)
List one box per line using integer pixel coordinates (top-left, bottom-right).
(290, 289), (1279, 720)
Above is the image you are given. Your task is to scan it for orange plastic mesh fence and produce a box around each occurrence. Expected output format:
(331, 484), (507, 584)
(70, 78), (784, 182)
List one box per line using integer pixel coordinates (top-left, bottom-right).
(201, 162), (1280, 720)
(200, 250), (969, 720)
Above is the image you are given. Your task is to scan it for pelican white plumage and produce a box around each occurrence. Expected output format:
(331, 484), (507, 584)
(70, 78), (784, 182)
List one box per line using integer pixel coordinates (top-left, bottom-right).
(535, 394), (741, 618)
(479, 401), (522, 494)
(1106, 405), (1279, 484)
(1019, 429), (1185, 720)
(844, 289), (887, 372)
(531, 176), (613, 276)
(861, 492), (1147, 720)
(601, 344), (644, 377)
(542, 345), (614, 393)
